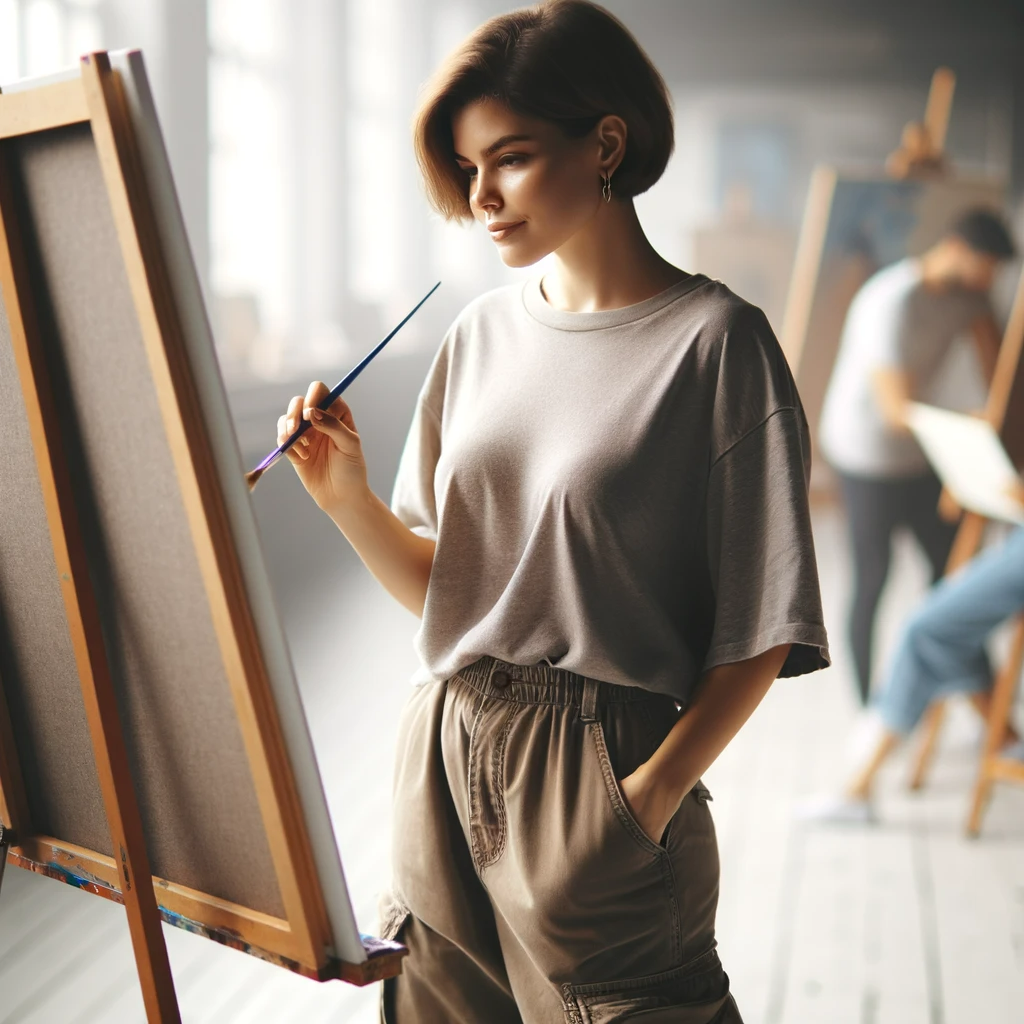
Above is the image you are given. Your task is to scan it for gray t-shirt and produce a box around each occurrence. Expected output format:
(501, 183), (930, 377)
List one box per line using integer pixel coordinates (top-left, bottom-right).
(391, 274), (830, 703)
(819, 258), (991, 478)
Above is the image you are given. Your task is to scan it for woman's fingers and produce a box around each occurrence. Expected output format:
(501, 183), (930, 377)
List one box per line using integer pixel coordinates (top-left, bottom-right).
(277, 383), (360, 473)
(303, 381), (331, 420)
(306, 406), (359, 450)
(280, 395), (304, 441)
(331, 396), (358, 433)
(279, 399), (312, 463)
(298, 381), (359, 436)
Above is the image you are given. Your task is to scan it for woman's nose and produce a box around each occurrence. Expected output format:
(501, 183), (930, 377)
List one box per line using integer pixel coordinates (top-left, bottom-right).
(472, 169), (501, 213)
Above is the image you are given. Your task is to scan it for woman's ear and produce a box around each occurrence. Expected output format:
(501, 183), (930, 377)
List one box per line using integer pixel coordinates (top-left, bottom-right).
(595, 114), (628, 178)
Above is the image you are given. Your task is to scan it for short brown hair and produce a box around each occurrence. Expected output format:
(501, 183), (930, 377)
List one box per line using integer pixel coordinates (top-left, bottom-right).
(948, 207), (1016, 259)
(413, 0), (674, 221)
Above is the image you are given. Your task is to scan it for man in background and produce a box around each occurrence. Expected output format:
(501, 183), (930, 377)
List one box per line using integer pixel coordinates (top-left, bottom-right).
(818, 208), (1016, 705)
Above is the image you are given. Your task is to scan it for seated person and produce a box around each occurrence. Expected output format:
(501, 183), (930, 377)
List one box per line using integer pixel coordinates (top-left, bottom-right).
(801, 520), (1024, 823)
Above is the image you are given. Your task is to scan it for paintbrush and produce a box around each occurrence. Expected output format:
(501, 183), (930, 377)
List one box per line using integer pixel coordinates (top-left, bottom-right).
(244, 281), (441, 491)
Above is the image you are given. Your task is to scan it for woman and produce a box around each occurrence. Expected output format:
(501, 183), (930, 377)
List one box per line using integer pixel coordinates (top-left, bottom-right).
(277, 2), (829, 1020)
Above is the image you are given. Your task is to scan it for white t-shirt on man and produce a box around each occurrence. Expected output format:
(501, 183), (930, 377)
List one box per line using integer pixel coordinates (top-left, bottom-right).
(819, 258), (990, 478)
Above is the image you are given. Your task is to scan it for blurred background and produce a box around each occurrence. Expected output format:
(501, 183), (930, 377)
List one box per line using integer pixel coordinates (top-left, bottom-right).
(1, 1), (1023, 1022)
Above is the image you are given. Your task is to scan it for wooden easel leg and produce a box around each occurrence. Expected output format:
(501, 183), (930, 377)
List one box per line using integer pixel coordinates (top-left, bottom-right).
(966, 774), (993, 838)
(909, 701), (945, 791)
(946, 513), (987, 574)
(923, 67), (956, 154)
(966, 616), (1024, 838)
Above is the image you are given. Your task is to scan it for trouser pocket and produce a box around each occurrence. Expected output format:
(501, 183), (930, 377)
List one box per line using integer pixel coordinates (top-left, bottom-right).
(561, 946), (738, 1024)
(592, 716), (674, 857)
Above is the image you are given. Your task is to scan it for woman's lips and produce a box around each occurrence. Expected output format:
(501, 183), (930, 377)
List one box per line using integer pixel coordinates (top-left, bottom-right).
(487, 221), (525, 242)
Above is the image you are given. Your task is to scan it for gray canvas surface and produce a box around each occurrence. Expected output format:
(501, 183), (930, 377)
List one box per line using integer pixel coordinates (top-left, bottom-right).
(0, 124), (283, 917)
(0, 267), (110, 856)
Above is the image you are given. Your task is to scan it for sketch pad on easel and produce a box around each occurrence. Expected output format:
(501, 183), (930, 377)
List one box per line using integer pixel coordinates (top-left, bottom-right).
(907, 403), (1024, 526)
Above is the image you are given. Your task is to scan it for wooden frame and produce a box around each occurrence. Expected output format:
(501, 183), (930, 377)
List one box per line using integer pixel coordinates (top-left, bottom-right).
(0, 52), (405, 1019)
(781, 67), (958, 379)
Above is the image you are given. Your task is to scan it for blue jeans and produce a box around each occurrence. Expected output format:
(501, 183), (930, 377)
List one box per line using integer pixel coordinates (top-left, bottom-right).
(876, 526), (1024, 734)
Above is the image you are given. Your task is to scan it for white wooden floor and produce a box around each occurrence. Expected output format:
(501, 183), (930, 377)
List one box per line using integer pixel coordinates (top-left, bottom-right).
(2, 505), (1023, 1023)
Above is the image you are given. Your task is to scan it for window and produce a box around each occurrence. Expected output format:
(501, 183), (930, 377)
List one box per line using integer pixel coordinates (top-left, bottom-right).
(0, 0), (103, 82)
(208, 0), (293, 375)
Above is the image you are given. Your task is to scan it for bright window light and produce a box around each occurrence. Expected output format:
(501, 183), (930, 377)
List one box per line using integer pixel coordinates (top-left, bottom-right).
(25, 0), (65, 76)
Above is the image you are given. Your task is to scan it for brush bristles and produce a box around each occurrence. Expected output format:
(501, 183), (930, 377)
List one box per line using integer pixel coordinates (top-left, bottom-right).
(245, 467), (264, 491)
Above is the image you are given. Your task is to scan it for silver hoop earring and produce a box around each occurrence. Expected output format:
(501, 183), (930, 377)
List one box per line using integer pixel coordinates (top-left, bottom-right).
(602, 174), (612, 203)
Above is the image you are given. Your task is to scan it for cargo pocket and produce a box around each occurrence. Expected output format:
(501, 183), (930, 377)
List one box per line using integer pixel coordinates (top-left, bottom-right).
(561, 946), (736, 1024)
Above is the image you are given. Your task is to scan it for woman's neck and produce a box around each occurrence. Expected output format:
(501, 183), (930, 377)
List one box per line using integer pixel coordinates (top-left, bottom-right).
(540, 200), (689, 313)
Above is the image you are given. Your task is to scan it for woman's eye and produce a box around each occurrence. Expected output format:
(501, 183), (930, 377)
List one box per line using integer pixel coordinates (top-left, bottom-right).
(458, 165), (477, 178)
(498, 154), (524, 167)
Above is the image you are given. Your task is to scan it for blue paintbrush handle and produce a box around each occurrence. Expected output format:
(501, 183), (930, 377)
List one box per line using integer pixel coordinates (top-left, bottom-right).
(250, 281), (441, 476)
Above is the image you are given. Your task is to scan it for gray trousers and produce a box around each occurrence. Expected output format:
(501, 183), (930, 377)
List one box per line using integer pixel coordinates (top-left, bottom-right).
(837, 469), (957, 704)
(380, 654), (742, 1023)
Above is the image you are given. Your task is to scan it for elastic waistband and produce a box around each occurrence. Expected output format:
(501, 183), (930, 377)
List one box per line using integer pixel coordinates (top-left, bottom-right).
(452, 655), (667, 722)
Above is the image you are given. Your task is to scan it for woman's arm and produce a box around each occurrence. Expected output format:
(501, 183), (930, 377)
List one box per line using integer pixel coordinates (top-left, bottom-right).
(329, 489), (436, 618)
(277, 382), (436, 618)
(871, 367), (912, 430)
(620, 643), (791, 843)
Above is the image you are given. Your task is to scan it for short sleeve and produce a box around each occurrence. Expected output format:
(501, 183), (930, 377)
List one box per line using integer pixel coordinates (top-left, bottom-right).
(872, 292), (914, 369)
(703, 305), (830, 678)
(390, 396), (442, 541)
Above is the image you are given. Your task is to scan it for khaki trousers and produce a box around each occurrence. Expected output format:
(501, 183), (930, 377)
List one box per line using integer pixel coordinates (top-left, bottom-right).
(380, 655), (742, 1023)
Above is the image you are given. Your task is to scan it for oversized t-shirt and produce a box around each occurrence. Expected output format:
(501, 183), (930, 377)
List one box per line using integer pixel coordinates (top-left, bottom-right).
(390, 274), (830, 704)
(818, 258), (991, 478)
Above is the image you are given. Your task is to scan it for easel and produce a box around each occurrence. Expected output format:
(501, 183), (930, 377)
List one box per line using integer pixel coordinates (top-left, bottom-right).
(779, 66), (1004, 494)
(0, 52), (405, 1020)
(884, 67), (955, 179)
(907, 265), (1024, 837)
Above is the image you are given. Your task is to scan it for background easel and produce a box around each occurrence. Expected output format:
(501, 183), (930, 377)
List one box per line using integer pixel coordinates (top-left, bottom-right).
(884, 66), (956, 179)
(907, 264), (1024, 837)
(779, 66), (1003, 494)
(0, 51), (405, 1021)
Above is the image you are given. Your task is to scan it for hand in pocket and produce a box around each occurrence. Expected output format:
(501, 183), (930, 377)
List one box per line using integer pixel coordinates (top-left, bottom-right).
(618, 763), (681, 847)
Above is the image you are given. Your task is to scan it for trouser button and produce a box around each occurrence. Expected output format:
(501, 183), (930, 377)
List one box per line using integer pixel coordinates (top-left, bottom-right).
(491, 670), (510, 689)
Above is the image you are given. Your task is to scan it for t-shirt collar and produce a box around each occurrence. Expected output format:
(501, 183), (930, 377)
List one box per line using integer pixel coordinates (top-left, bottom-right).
(521, 273), (710, 332)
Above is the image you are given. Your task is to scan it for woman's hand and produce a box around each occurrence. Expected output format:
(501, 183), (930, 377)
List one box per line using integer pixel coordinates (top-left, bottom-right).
(277, 381), (369, 514)
(619, 645), (793, 845)
(619, 762), (681, 847)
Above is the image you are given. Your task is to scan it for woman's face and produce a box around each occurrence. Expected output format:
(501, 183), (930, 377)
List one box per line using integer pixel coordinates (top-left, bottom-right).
(451, 98), (607, 268)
